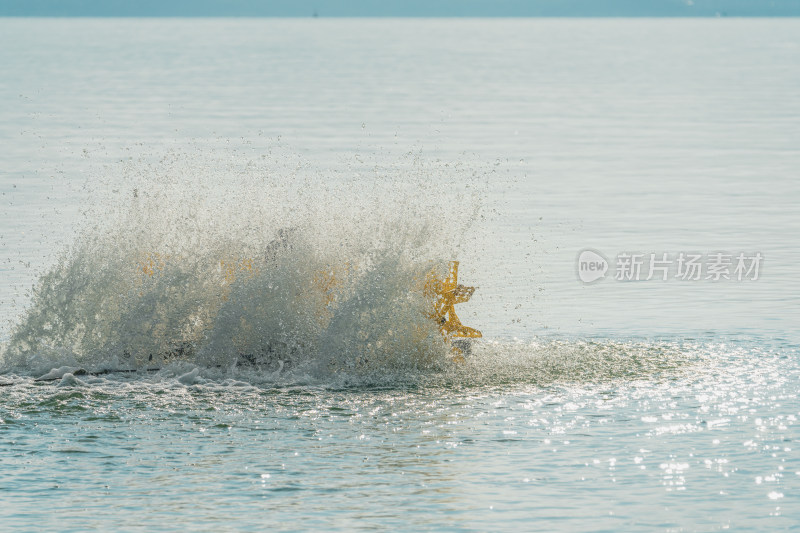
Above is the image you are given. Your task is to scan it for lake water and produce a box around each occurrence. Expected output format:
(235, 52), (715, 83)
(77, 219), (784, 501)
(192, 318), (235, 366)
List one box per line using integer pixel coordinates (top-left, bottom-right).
(1, 18), (799, 531)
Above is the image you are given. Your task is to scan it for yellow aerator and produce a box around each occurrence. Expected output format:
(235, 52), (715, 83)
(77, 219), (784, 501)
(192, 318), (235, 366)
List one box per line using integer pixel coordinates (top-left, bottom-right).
(425, 261), (482, 360)
(425, 261), (482, 340)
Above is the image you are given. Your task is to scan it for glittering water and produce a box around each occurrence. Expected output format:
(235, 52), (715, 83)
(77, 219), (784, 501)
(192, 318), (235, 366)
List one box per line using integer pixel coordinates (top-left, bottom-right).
(1, 18), (799, 531)
(2, 341), (798, 530)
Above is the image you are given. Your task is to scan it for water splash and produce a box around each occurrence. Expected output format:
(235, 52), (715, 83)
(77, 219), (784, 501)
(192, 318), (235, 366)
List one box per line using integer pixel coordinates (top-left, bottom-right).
(0, 145), (701, 386)
(0, 145), (484, 376)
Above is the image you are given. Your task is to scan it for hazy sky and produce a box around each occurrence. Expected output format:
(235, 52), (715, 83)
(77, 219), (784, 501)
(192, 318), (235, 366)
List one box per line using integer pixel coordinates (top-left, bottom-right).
(2, 0), (800, 17)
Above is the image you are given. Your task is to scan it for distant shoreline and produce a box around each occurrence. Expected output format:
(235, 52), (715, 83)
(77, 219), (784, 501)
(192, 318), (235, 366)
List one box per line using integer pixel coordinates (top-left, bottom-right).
(2, 14), (800, 19)
(2, 0), (800, 18)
